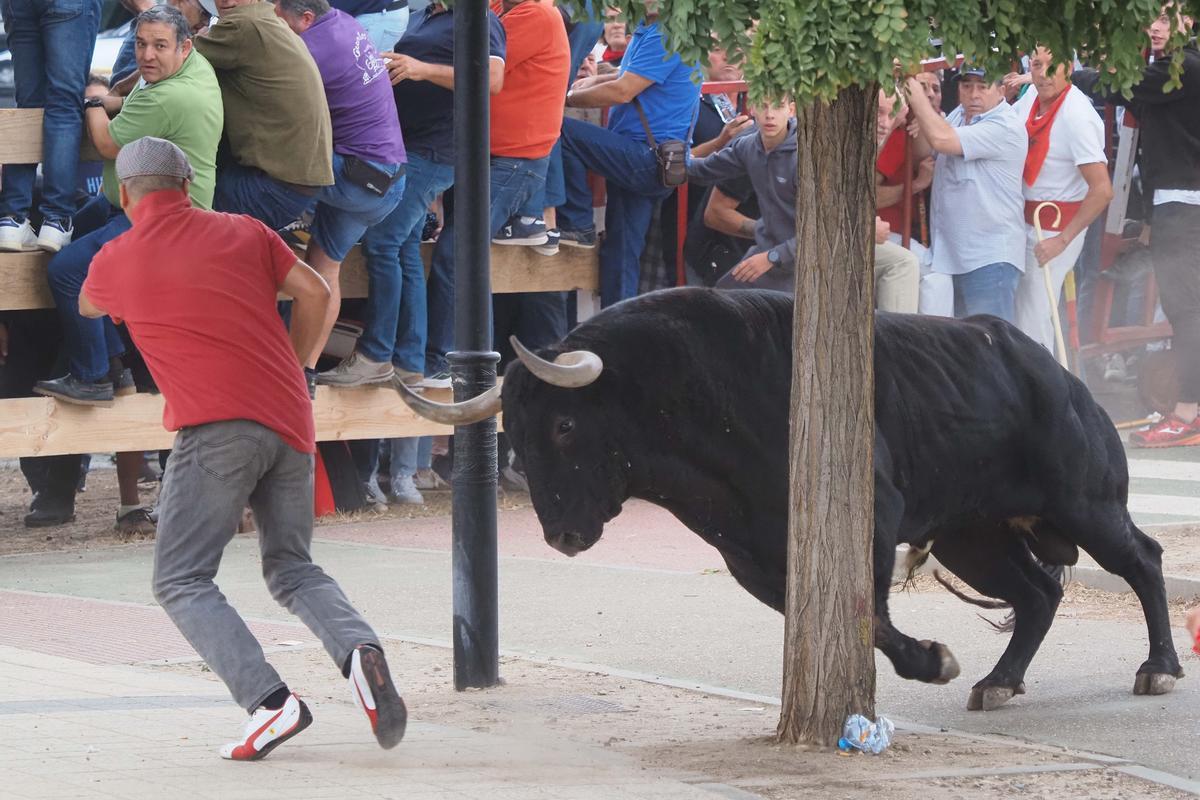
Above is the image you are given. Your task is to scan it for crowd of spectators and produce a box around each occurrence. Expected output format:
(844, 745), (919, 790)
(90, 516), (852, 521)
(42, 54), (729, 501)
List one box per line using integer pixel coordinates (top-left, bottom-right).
(0, 0), (1198, 529)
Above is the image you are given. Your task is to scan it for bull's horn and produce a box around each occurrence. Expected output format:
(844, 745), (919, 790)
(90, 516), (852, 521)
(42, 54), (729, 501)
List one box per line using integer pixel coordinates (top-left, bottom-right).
(510, 336), (602, 388)
(395, 381), (502, 426)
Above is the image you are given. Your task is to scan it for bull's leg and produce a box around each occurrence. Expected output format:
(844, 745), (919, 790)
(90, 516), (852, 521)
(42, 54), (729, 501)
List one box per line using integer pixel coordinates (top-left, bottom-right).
(932, 528), (1062, 710)
(1070, 510), (1183, 694)
(871, 482), (960, 685)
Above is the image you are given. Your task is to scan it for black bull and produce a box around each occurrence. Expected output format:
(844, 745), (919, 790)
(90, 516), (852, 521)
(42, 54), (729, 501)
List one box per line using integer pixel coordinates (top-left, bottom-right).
(412, 287), (1185, 710)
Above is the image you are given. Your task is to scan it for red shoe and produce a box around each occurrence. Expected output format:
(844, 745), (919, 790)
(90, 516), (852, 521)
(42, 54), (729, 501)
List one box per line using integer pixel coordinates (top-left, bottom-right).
(1129, 415), (1200, 448)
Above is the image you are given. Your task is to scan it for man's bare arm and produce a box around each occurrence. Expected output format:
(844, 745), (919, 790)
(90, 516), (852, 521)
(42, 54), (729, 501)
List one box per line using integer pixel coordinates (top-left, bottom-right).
(280, 261), (332, 365)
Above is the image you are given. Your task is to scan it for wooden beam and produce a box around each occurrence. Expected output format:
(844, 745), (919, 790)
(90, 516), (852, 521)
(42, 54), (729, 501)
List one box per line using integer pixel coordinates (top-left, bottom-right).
(0, 385), (479, 459)
(0, 109), (102, 164)
(0, 242), (598, 312)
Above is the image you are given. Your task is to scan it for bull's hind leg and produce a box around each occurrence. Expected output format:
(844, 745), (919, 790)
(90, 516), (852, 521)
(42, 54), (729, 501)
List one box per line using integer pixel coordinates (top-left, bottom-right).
(1069, 509), (1183, 694)
(932, 528), (1062, 711)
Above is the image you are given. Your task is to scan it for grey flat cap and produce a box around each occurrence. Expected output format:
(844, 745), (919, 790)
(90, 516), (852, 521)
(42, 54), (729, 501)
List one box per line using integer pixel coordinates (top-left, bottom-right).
(115, 136), (195, 183)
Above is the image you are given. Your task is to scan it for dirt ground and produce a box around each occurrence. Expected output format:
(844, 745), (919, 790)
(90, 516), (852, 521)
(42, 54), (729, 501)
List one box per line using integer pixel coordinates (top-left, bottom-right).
(161, 641), (1193, 800)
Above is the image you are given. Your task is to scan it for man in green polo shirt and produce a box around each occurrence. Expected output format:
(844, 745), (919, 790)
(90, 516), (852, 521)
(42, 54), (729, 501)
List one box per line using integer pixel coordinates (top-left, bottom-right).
(38, 3), (222, 409)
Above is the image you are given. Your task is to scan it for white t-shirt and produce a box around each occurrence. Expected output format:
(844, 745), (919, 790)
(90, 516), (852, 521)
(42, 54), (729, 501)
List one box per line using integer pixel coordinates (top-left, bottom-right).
(1013, 85), (1106, 202)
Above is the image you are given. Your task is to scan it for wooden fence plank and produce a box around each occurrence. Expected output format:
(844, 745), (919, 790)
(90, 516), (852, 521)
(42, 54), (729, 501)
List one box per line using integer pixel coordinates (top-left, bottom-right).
(0, 385), (473, 459)
(0, 109), (102, 164)
(0, 242), (598, 312)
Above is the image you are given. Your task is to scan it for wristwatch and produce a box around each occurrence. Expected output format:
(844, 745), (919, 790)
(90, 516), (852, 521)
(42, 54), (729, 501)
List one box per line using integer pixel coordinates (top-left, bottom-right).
(767, 249), (781, 266)
(83, 96), (105, 110)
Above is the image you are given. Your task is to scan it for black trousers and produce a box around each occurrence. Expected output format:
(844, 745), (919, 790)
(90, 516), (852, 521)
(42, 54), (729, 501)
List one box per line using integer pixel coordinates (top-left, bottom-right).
(0, 311), (82, 511)
(1151, 202), (1200, 402)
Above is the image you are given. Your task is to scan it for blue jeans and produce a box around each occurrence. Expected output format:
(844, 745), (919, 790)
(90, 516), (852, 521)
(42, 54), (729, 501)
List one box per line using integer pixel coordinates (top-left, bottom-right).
(426, 155), (550, 374)
(354, 6), (409, 52)
(311, 154), (406, 262)
(109, 27), (138, 88)
(358, 155), (454, 372)
(952, 262), (1022, 323)
(0, 0), (101, 223)
(46, 195), (130, 382)
(558, 117), (669, 307)
(213, 162), (320, 231)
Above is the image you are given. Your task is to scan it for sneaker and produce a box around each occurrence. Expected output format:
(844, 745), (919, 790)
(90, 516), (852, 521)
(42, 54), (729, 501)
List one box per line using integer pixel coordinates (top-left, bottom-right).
(34, 374), (115, 406)
(348, 645), (407, 749)
(1130, 414), (1200, 448)
(305, 368), (318, 400)
(318, 351), (394, 387)
(558, 226), (597, 249)
(220, 693), (313, 761)
(533, 228), (561, 256)
(413, 467), (449, 491)
(390, 368), (425, 392)
(36, 218), (73, 253)
(493, 216), (549, 246)
(499, 463), (529, 493)
(115, 507), (156, 536)
(419, 370), (452, 389)
(388, 474), (424, 505)
(0, 216), (40, 252)
(363, 479), (389, 513)
(24, 502), (75, 528)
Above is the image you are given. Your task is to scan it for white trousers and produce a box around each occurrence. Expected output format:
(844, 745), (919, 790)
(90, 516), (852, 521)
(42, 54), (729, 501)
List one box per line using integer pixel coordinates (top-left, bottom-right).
(1014, 225), (1087, 352)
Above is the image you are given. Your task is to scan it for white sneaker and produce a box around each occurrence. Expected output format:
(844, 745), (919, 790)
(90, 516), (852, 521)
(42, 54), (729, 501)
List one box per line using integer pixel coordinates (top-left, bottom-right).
(219, 692), (312, 761)
(418, 370), (452, 389)
(348, 645), (407, 749)
(36, 218), (73, 253)
(0, 216), (39, 252)
(317, 351), (394, 387)
(388, 474), (424, 505)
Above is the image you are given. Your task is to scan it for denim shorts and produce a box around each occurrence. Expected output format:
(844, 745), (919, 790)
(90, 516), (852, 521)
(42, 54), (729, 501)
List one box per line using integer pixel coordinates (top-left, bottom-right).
(311, 153), (407, 262)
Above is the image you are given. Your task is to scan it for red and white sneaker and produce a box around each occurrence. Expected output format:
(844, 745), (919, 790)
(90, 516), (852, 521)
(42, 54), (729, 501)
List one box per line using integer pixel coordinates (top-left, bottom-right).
(348, 645), (407, 749)
(1129, 415), (1200, 448)
(219, 692), (312, 761)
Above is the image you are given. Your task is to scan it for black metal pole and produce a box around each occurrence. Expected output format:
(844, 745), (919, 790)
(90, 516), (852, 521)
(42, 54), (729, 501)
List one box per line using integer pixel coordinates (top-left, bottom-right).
(450, 0), (500, 690)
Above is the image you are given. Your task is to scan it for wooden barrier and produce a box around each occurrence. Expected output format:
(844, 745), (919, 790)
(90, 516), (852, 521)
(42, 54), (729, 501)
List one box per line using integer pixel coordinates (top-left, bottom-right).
(0, 109), (596, 456)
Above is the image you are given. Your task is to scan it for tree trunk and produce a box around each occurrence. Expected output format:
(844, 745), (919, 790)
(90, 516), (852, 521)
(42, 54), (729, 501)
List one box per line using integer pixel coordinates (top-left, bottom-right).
(777, 84), (878, 746)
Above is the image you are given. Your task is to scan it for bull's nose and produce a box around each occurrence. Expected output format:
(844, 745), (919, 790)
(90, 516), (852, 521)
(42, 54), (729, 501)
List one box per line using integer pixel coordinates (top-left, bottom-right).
(547, 531), (582, 557)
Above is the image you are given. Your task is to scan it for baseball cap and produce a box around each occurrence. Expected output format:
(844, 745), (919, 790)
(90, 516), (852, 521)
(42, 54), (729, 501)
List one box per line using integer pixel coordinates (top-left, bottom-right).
(198, 0), (218, 17)
(955, 66), (988, 80)
(115, 137), (195, 183)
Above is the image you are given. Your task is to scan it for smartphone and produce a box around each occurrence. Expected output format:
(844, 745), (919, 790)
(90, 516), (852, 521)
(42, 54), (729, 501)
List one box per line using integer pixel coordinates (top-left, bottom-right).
(713, 93), (738, 124)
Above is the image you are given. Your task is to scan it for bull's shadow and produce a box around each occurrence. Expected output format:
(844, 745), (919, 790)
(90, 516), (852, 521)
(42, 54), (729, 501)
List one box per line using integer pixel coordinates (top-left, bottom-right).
(399, 287), (1184, 711)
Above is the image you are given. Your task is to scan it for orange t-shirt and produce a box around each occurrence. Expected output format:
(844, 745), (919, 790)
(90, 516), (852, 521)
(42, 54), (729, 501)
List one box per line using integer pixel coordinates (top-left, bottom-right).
(489, 0), (570, 159)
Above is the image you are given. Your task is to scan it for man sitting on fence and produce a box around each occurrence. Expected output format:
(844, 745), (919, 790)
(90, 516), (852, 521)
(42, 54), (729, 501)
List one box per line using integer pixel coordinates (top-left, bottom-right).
(36, 5), (222, 406)
(80, 136), (407, 761)
(193, 0), (335, 230)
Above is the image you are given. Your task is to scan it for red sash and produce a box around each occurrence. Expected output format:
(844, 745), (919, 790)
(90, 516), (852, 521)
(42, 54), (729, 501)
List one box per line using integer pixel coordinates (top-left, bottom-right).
(1024, 200), (1082, 232)
(1023, 86), (1072, 187)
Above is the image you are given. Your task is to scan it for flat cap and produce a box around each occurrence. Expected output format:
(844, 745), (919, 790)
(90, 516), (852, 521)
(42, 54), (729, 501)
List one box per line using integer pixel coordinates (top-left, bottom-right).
(115, 136), (195, 183)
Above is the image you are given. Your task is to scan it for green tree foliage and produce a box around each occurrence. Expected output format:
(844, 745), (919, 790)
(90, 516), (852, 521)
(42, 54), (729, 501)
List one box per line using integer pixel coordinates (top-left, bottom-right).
(610, 0), (1192, 102)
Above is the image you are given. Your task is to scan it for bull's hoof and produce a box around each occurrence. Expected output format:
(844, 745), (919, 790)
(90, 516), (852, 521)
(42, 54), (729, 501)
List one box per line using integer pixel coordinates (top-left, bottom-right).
(1133, 672), (1177, 696)
(919, 639), (960, 684)
(967, 683), (1024, 711)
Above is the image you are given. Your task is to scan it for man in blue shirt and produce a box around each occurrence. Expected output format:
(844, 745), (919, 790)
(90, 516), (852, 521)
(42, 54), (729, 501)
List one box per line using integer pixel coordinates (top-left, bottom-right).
(905, 67), (1028, 322)
(557, 12), (700, 307)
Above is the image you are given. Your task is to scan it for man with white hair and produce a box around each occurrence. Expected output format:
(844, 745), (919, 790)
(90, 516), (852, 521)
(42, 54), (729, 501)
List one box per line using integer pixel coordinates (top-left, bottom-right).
(79, 137), (407, 761)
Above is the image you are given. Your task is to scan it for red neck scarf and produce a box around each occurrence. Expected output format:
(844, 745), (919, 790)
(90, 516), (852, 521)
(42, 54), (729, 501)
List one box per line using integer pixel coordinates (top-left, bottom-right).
(1023, 85), (1072, 187)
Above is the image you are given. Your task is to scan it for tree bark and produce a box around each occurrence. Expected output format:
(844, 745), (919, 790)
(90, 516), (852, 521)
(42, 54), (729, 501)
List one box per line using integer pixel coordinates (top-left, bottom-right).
(777, 84), (878, 746)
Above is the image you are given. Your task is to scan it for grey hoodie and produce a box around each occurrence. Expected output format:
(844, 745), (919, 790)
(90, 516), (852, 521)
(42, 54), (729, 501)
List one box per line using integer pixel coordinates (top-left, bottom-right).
(686, 119), (798, 271)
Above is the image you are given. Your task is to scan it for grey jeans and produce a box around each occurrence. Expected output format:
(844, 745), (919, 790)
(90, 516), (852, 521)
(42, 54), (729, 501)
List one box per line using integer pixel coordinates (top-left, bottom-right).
(152, 420), (378, 712)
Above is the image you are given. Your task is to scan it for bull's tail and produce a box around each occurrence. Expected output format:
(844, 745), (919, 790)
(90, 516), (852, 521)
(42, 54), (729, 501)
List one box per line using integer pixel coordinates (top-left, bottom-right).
(934, 562), (1069, 634)
(901, 542), (935, 590)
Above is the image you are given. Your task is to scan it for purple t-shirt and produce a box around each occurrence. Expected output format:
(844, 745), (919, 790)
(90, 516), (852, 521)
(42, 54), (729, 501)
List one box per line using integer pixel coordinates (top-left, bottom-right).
(301, 9), (407, 165)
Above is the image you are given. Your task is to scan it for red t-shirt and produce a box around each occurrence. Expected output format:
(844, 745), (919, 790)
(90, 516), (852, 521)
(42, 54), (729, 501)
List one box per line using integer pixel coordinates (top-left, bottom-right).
(876, 127), (915, 233)
(489, 0), (570, 159)
(82, 190), (315, 453)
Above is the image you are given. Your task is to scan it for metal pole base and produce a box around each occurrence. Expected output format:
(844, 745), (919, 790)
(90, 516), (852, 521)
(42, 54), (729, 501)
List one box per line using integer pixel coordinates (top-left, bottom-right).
(448, 349), (501, 690)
